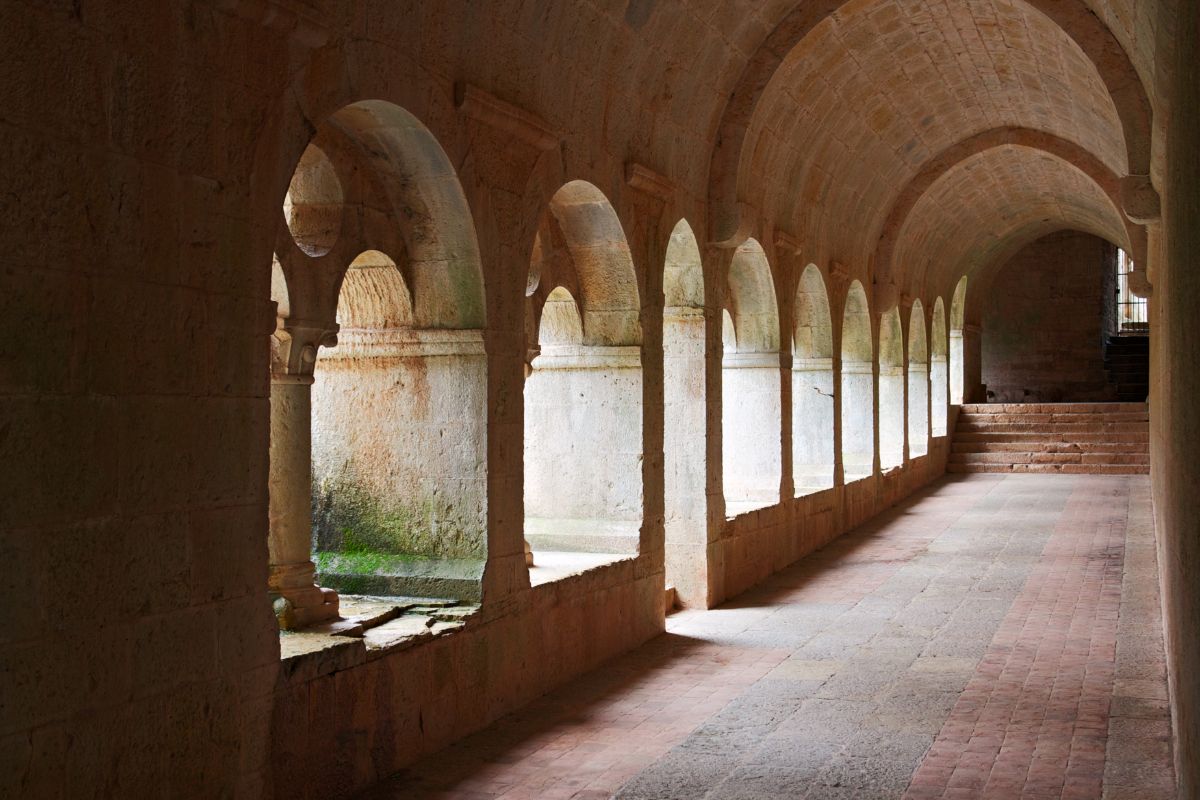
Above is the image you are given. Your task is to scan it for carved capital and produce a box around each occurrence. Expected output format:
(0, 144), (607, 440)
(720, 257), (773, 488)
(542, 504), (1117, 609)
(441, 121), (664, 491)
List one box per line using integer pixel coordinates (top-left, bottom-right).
(271, 318), (339, 377)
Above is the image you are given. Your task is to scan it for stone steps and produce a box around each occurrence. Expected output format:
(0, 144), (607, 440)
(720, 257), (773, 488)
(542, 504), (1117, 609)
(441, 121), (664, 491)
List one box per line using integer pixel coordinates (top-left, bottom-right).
(948, 463), (1150, 475)
(949, 402), (1149, 475)
(951, 441), (1147, 454)
(955, 431), (1149, 443)
(949, 452), (1149, 465)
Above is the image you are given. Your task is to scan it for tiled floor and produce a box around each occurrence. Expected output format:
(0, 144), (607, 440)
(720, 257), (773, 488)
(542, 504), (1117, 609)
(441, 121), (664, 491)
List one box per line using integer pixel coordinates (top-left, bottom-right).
(359, 474), (1174, 800)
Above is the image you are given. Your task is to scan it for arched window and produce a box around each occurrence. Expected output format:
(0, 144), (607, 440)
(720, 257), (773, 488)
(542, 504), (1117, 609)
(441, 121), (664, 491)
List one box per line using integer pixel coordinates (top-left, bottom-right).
(792, 265), (835, 495)
(312, 250), (487, 602)
(840, 281), (875, 482)
(878, 308), (905, 470)
(523, 181), (643, 560)
(269, 100), (487, 628)
(930, 298), (949, 436)
(723, 239), (782, 514)
(662, 220), (708, 607)
(908, 301), (930, 457)
(950, 276), (968, 404)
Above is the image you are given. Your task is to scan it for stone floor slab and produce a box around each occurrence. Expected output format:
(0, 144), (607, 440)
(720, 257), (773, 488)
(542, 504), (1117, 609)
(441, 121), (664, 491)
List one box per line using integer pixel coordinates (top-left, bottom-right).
(357, 475), (1174, 800)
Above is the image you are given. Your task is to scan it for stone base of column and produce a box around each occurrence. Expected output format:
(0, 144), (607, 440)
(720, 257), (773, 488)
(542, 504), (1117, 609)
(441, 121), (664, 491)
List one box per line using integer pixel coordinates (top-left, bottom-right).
(269, 561), (340, 630)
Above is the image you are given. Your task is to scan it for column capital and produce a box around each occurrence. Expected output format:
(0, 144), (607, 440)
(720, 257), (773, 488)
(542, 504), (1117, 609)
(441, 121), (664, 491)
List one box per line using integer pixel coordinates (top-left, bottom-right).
(270, 318), (339, 378)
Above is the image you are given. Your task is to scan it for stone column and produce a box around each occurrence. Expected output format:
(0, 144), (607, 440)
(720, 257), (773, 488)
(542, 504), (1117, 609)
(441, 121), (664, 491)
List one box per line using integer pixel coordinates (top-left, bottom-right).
(268, 324), (338, 630)
(1161, 5), (1199, 795)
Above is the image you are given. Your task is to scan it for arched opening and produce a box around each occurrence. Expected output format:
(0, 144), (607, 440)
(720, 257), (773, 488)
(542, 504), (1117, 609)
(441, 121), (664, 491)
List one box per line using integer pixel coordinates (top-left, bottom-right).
(284, 142), (342, 257)
(792, 264), (835, 495)
(950, 276), (968, 404)
(268, 100), (488, 627)
(662, 220), (708, 607)
(840, 281), (874, 482)
(878, 307), (905, 470)
(524, 181), (643, 561)
(908, 301), (930, 457)
(930, 297), (949, 436)
(311, 250), (487, 601)
(723, 239), (782, 514)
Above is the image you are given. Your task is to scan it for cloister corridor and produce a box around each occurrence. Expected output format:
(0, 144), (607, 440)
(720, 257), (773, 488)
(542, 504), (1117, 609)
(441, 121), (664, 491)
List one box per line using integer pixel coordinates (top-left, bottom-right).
(358, 473), (1172, 800)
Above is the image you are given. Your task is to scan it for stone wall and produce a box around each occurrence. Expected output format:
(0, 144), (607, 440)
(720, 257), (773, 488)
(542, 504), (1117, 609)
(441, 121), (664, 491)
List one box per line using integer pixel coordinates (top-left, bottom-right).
(2, 2), (1182, 799)
(982, 231), (1117, 403)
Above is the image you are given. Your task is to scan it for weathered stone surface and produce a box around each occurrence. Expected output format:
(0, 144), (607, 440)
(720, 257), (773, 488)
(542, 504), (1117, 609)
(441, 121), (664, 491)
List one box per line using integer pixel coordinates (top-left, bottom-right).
(6, 1), (1197, 798)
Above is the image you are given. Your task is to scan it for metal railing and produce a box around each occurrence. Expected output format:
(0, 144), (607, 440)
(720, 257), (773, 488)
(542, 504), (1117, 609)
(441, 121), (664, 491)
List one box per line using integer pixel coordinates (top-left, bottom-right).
(1116, 249), (1148, 334)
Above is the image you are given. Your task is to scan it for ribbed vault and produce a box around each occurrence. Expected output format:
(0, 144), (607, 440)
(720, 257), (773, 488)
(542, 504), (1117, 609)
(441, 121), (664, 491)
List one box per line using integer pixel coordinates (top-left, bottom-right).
(890, 145), (1128, 302)
(735, 0), (1128, 285)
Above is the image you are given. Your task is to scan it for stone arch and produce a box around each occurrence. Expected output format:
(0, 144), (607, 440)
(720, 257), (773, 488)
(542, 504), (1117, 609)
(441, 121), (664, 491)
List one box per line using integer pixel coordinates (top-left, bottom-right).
(792, 264), (835, 495)
(872, 128), (1147, 302)
(723, 238), (782, 513)
(907, 301), (930, 458)
(840, 280), (874, 482)
(265, 96), (490, 625)
(706, 0), (1152, 244)
(536, 285), (584, 347)
(930, 297), (950, 436)
(662, 219), (709, 607)
(309, 244), (489, 602)
(274, 100), (486, 333)
(878, 307), (906, 470)
(950, 277), (969, 404)
(532, 180), (642, 348)
(524, 184), (643, 558)
(284, 141), (343, 258)
(334, 249), (414, 331)
(664, 218), (705, 311)
(726, 238), (781, 352)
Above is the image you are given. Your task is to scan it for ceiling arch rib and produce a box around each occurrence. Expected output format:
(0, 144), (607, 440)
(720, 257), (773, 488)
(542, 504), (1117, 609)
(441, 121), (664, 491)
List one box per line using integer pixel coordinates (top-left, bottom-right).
(872, 126), (1146, 310)
(890, 145), (1129, 302)
(707, 0), (1153, 248)
(737, 0), (1131, 292)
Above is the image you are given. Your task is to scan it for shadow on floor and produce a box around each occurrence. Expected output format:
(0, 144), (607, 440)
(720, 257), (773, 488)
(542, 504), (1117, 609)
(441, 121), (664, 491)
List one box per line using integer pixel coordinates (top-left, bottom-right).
(357, 632), (716, 798)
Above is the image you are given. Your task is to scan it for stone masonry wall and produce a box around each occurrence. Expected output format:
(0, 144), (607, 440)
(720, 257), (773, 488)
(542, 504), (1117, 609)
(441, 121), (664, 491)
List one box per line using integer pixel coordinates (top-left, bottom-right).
(0, 2), (1180, 799)
(982, 231), (1117, 403)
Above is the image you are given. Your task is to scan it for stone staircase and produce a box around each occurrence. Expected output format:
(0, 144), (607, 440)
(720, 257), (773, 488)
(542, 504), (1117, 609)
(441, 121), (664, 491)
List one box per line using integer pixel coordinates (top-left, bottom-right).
(948, 403), (1149, 474)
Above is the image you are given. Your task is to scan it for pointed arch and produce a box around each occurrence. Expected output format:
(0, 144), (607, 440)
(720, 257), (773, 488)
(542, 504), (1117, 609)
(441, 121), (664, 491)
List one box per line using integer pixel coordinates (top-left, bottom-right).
(664, 219), (705, 311)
